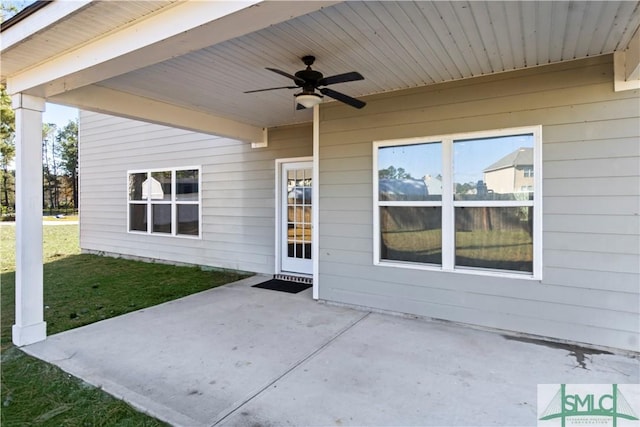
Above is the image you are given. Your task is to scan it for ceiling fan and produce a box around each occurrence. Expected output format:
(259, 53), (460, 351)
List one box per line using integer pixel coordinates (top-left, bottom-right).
(244, 55), (366, 109)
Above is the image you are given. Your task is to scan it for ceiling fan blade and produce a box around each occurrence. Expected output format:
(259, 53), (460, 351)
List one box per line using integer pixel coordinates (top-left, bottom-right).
(296, 103), (307, 110)
(244, 86), (298, 94)
(265, 67), (306, 85)
(319, 71), (364, 86)
(319, 87), (366, 109)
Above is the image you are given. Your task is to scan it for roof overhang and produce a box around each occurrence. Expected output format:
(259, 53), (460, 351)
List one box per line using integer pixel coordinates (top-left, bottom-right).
(2, 1), (639, 141)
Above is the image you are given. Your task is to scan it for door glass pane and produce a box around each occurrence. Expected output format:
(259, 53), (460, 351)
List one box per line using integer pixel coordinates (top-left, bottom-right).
(176, 169), (199, 201)
(380, 206), (442, 265)
(128, 173), (147, 201)
(129, 204), (147, 231)
(150, 171), (171, 201)
(286, 167), (312, 260)
(378, 142), (442, 201)
(454, 134), (534, 201)
(455, 207), (533, 272)
(177, 204), (199, 235)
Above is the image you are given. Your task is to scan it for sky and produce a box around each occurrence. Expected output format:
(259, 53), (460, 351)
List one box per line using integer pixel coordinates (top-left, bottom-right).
(378, 134), (533, 184)
(43, 103), (78, 129)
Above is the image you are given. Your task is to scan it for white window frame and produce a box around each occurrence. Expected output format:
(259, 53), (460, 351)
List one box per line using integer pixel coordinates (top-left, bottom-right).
(373, 126), (542, 280)
(127, 166), (202, 239)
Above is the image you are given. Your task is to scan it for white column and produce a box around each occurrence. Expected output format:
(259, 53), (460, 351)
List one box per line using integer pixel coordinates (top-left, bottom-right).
(11, 93), (46, 347)
(312, 104), (320, 300)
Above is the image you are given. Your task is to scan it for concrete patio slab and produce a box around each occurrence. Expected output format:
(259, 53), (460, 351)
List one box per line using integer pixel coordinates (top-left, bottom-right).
(23, 275), (639, 427)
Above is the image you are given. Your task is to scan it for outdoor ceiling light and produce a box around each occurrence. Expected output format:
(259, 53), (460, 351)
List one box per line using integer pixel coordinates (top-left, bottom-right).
(295, 92), (323, 108)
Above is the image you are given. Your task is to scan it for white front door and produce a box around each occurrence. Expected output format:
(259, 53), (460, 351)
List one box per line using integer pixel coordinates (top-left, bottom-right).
(280, 161), (313, 276)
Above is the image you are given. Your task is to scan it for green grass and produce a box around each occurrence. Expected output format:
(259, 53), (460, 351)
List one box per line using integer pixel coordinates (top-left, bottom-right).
(0, 223), (250, 426)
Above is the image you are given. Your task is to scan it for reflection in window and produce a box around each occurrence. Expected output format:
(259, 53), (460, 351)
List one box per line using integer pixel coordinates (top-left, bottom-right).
(455, 207), (533, 272)
(129, 204), (147, 232)
(454, 135), (533, 201)
(177, 169), (199, 201)
(152, 204), (171, 233)
(177, 204), (199, 235)
(128, 173), (146, 201)
(380, 207), (442, 265)
(378, 143), (442, 201)
(149, 171), (171, 200)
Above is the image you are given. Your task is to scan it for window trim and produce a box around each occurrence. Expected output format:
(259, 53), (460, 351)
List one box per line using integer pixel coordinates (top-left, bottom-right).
(373, 126), (542, 280)
(127, 166), (202, 239)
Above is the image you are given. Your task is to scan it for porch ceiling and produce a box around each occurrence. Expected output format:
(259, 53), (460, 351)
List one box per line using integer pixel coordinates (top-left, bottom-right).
(3, 1), (640, 131)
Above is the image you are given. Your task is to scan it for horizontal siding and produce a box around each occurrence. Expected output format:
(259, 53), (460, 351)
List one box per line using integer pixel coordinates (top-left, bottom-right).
(79, 111), (312, 274)
(544, 232), (639, 255)
(544, 196), (639, 215)
(317, 270), (638, 331)
(544, 138), (639, 160)
(319, 262), (639, 313)
(545, 214), (639, 235)
(318, 55), (640, 351)
(544, 177), (640, 197)
(319, 274), (633, 351)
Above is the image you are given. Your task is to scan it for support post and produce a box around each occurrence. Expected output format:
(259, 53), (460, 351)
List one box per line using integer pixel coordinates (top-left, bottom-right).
(11, 93), (47, 347)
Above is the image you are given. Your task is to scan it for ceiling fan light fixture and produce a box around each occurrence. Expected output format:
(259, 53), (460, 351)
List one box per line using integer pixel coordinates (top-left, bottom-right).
(295, 92), (323, 108)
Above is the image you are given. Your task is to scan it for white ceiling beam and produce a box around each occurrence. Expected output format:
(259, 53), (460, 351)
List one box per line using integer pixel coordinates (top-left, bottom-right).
(7, 1), (339, 98)
(614, 28), (640, 92)
(50, 85), (266, 144)
(623, 28), (640, 81)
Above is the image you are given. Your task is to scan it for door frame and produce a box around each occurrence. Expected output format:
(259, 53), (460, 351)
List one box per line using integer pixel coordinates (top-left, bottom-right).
(275, 156), (314, 279)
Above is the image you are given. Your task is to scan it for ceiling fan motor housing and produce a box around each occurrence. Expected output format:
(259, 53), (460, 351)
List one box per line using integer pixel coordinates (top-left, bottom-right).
(295, 69), (323, 92)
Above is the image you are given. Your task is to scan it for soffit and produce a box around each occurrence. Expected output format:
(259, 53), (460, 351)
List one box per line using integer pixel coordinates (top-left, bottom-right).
(96, 1), (640, 128)
(5, 1), (640, 131)
(0, 1), (178, 78)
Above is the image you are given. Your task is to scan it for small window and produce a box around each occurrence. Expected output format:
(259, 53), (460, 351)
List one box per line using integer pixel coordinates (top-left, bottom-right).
(374, 127), (541, 278)
(127, 167), (201, 238)
(523, 167), (534, 178)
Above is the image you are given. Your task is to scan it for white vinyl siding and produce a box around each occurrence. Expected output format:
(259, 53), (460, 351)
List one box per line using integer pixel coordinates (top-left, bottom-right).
(79, 112), (312, 274)
(317, 55), (639, 351)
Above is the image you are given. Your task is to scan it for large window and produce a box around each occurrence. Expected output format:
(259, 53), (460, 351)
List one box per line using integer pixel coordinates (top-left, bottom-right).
(374, 126), (541, 278)
(128, 167), (200, 238)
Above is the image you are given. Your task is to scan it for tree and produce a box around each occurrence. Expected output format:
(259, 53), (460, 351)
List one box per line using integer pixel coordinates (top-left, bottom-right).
(0, 3), (18, 22)
(455, 181), (476, 195)
(0, 84), (15, 211)
(1, 0), (35, 212)
(378, 165), (413, 180)
(1, 1), (32, 23)
(58, 119), (78, 209)
(42, 123), (60, 212)
(0, 0), (21, 212)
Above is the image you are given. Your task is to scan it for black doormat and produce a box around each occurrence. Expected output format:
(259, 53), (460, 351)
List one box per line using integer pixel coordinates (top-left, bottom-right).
(252, 279), (312, 294)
